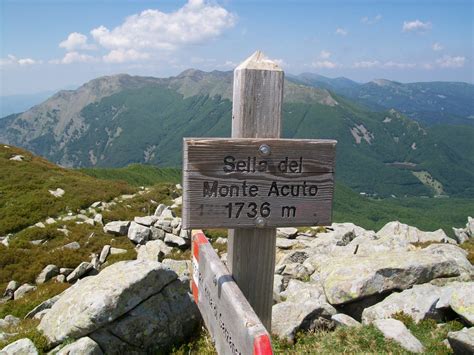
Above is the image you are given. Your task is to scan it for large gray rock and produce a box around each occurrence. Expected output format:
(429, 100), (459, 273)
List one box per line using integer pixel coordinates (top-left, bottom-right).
(25, 295), (61, 319)
(0, 315), (20, 329)
(66, 262), (94, 283)
(38, 260), (177, 344)
(103, 221), (130, 236)
(89, 279), (200, 354)
(277, 227), (299, 239)
(162, 259), (191, 280)
(35, 264), (59, 284)
(56, 337), (103, 355)
(373, 318), (424, 353)
(0, 338), (38, 354)
(377, 221), (455, 244)
(134, 216), (158, 227)
(362, 283), (444, 324)
(98, 245), (111, 264)
(127, 222), (151, 245)
(13, 284), (36, 300)
(272, 300), (336, 342)
(449, 285), (474, 325)
(136, 240), (172, 262)
(320, 245), (472, 305)
(3, 281), (18, 299)
(331, 313), (361, 327)
(280, 279), (325, 303)
(447, 327), (474, 355)
(164, 233), (189, 249)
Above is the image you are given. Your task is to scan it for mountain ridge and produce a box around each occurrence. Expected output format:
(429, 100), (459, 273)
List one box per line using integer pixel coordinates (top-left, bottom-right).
(1, 70), (473, 198)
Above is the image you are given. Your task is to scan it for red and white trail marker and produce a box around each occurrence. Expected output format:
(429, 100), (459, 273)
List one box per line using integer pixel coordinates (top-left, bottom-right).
(191, 230), (273, 355)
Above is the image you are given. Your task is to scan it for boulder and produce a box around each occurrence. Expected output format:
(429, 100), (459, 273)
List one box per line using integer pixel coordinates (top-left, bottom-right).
(0, 315), (20, 329)
(271, 300), (336, 342)
(453, 227), (470, 244)
(280, 263), (312, 280)
(99, 245), (111, 264)
(59, 268), (73, 276)
(164, 233), (189, 249)
(377, 221), (455, 244)
(127, 222), (151, 245)
(280, 279), (325, 303)
(14, 284), (36, 300)
(0, 338), (38, 355)
(320, 245), (472, 305)
(25, 295), (61, 319)
(36, 264), (59, 284)
(362, 283), (443, 324)
(276, 238), (299, 249)
(89, 279), (200, 354)
(331, 314), (361, 327)
(109, 247), (127, 255)
(447, 327), (474, 355)
(136, 240), (172, 262)
(150, 226), (165, 240)
(134, 216), (158, 227)
(56, 337), (103, 355)
(38, 260), (177, 344)
(160, 207), (175, 219)
(373, 319), (424, 353)
(162, 259), (192, 281)
(277, 227), (298, 239)
(449, 284), (474, 325)
(62, 241), (81, 250)
(103, 221), (130, 236)
(49, 188), (65, 198)
(3, 280), (18, 298)
(153, 204), (166, 217)
(94, 214), (103, 226)
(66, 262), (94, 283)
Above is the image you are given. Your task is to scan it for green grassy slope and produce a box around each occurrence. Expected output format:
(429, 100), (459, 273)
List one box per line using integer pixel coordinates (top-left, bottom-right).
(0, 145), (133, 235)
(80, 164), (181, 186)
(60, 84), (474, 198)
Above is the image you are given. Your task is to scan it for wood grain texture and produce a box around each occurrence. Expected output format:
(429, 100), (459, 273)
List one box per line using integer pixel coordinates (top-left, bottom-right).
(229, 51), (283, 332)
(182, 172), (335, 228)
(194, 235), (271, 354)
(183, 138), (337, 173)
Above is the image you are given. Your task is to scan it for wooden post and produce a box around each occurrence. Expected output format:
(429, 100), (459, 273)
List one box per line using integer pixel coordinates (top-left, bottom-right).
(228, 51), (284, 331)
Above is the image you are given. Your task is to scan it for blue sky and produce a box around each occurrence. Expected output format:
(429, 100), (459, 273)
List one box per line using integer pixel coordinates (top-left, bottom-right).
(1, 0), (473, 95)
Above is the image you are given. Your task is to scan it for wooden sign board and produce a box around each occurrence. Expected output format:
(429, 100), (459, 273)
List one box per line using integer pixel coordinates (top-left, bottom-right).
(182, 138), (337, 229)
(191, 230), (273, 355)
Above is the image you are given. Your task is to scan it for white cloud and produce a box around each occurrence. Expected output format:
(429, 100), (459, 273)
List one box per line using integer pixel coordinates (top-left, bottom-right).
(0, 54), (38, 66)
(432, 42), (443, 51)
(353, 60), (380, 68)
(383, 61), (416, 69)
(319, 50), (331, 59)
(335, 28), (348, 36)
(91, 0), (235, 51)
(361, 14), (382, 25)
(103, 49), (150, 63)
(402, 20), (432, 32)
(59, 32), (96, 51)
(60, 51), (96, 64)
(436, 55), (465, 68)
(312, 60), (339, 69)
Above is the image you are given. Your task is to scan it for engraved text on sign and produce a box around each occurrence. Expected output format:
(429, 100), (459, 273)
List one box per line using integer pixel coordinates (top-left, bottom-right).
(182, 138), (337, 229)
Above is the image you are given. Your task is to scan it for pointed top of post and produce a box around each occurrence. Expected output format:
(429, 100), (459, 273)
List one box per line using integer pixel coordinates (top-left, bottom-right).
(235, 51), (283, 71)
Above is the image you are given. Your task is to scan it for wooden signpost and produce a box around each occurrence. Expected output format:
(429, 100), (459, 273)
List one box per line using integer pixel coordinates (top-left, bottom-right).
(183, 138), (336, 228)
(183, 51), (337, 353)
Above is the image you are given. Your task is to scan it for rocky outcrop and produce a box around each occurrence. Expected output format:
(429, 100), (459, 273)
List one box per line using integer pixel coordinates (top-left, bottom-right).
(35, 264), (59, 284)
(320, 245), (472, 305)
(56, 337), (103, 355)
(447, 327), (474, 354)
(373, 319), (424, 353)
(103, 221), (130, 236)
(38, 260), (200, 352)
(0, 338), (38, 354)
